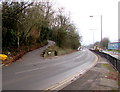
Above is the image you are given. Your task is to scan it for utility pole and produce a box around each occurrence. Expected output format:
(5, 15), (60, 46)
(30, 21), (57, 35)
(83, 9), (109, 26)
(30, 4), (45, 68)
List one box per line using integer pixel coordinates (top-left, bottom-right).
(100, 15), (102, 49)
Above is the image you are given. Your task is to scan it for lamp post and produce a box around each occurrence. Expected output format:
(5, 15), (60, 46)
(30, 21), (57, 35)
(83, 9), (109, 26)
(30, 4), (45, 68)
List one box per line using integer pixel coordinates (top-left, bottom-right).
(89, 15), (102, 49)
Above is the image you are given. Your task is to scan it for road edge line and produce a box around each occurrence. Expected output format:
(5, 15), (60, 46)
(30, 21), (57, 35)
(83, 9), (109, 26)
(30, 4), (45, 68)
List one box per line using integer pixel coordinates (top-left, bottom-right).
(44, 51), (99, 91)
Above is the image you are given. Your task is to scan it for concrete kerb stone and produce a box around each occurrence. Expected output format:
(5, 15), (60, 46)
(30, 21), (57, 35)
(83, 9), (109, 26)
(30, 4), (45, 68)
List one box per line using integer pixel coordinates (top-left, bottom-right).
(60, 54), (119, 90)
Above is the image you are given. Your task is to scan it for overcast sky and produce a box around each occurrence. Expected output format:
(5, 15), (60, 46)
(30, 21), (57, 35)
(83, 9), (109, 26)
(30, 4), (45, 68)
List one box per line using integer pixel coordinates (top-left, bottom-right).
(53, 0), (119, 45)
(3, 0), (119, 45)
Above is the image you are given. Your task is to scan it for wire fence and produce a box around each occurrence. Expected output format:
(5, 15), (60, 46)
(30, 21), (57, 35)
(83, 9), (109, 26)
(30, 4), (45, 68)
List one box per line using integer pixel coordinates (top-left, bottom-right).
(90, 49), (120, 73)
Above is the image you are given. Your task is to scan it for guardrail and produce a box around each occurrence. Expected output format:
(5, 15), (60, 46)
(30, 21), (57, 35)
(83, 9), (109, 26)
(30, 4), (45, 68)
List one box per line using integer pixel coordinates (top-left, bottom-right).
(90, 49), (120, 73)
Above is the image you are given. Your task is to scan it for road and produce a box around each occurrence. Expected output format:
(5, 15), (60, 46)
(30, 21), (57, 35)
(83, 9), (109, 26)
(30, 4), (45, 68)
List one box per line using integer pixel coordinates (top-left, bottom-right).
(3, 41), (97, 90)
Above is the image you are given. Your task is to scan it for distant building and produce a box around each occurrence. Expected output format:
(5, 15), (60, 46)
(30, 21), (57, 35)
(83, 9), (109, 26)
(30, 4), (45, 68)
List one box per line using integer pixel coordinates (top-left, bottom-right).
(108, 42), (120, 50)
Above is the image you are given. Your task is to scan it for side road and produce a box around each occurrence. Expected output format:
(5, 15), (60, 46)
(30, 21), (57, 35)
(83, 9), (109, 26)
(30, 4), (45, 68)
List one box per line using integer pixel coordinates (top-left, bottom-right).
(59, 55), (120, 91)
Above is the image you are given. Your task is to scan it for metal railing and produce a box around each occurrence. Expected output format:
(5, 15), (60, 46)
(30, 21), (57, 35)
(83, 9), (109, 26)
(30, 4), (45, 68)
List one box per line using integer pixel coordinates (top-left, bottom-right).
(90, 49), (120, 73)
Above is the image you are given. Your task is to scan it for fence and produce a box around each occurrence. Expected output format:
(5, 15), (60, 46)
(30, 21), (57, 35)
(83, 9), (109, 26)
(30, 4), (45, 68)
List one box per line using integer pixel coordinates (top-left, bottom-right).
(90, 49), (120, 73)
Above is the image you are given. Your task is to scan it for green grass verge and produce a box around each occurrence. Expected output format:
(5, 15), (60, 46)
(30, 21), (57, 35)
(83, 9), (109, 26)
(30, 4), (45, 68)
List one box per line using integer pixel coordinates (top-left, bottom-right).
(43, 45), (76, 58)
(101, 64), (116, 72)
(111, 89), (119, 92)
(102, 63), (120, 89)
(107, 49), (120, 53)
(117, 81), (120, 86)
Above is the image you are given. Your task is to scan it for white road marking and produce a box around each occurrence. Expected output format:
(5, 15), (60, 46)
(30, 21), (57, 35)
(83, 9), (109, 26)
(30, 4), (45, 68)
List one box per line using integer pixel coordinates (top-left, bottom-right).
(15, 52), (86, 75)
(15, 68), (40, 74)
(16, 51), (87, 75)
(45, 51), (98, 90)
(15, 67), (46, 74)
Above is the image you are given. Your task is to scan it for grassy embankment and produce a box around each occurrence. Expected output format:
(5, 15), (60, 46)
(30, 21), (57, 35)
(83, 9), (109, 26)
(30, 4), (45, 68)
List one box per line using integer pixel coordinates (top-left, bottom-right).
(2, 41), (77, 66)
(42, 45), (77, 58)
(107, 49), (120, 53)
(102, 64), (120, 88)
(2, 41), (48, 66)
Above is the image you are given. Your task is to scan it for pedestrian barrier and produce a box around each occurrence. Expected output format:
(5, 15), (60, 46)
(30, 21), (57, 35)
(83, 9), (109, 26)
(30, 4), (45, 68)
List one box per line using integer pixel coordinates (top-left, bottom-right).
(90, 49), (120, 73)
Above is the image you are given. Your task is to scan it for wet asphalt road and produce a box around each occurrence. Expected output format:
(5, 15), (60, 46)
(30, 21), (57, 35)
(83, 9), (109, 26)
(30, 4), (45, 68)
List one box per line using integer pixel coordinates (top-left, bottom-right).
(3, 41), (97, 90)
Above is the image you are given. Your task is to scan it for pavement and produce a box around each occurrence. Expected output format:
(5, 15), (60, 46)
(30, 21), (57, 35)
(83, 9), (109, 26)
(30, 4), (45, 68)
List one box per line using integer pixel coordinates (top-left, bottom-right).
(59, 55), (120, 91)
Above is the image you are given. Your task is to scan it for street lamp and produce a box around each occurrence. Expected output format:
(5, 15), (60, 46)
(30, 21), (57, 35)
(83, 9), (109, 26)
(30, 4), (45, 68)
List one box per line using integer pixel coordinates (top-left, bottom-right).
(89, 15), (102, 48)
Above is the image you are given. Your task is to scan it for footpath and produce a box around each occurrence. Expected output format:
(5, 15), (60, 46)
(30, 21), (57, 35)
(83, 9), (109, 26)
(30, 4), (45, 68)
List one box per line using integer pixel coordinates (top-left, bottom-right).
(59, 55), (120, 91)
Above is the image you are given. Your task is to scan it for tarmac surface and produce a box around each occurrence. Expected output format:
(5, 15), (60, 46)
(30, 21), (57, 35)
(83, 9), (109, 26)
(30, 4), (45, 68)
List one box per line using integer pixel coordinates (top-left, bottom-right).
(58, 55), (120, 91)
(3, 45), (97, 90)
